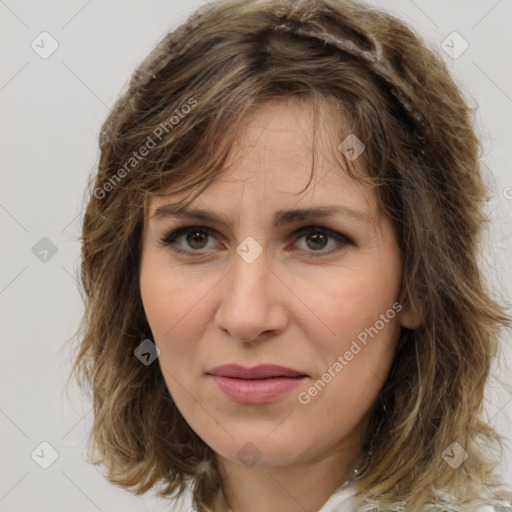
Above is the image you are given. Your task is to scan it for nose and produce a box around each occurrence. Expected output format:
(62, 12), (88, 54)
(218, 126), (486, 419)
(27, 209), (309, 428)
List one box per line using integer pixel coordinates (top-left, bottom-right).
(214, 246), (289, 343)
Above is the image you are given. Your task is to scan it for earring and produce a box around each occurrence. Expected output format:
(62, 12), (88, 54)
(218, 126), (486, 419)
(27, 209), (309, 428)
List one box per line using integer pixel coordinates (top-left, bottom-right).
(353, 401), (388, 480)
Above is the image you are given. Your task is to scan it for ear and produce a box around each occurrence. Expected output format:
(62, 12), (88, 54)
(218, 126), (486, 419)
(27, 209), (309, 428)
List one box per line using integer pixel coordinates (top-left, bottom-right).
(397, 301), (422, 330)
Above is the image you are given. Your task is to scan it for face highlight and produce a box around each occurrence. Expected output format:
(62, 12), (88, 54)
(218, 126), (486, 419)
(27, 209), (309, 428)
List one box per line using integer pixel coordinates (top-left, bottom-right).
(139, 101), (410, 472)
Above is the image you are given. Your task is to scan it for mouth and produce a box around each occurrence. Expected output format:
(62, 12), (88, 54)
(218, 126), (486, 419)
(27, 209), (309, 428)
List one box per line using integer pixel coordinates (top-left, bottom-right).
(207, 364), (308, 379)
(206, 364), (309, 404)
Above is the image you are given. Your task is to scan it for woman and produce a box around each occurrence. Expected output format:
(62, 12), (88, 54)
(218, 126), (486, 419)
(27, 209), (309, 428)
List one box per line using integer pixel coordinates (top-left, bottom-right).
(72, 0), (512, 510)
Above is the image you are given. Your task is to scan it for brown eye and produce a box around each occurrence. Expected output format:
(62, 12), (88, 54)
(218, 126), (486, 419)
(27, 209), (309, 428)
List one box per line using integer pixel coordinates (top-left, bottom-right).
(293, 226), (353, 256)
(162, 225), (352, 257)
(305, 231), (329, 251)
(186, 230), (209, 249)
(162, 226), (216, 253)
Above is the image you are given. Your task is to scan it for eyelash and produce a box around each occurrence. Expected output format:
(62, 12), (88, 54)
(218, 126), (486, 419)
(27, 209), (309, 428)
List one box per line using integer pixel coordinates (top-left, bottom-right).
(160, 225), (353, 257)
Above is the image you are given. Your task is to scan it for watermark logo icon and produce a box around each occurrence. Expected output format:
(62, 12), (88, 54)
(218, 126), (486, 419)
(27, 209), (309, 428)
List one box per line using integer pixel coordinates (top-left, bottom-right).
(236, 236), (263, 264)
(338, 134), (365, 161)
(236, 442), (262, 467)
(31, 441), (59, 469)
(441, 32), (469, 59)
(31, 32), (59, 59)
(442, 442), (468, 469)
(32, 237), (58, 263)
(134, 339), (160, 365)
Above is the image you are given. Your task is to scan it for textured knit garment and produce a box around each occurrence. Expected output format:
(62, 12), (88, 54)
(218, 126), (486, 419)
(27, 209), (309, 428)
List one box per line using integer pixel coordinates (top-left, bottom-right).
(316, 484), (511, 512)
(203, 482), (512, 512)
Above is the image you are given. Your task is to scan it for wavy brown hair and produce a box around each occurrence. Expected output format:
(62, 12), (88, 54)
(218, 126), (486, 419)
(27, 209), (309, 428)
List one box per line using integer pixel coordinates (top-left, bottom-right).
(71, 0), (512, 510)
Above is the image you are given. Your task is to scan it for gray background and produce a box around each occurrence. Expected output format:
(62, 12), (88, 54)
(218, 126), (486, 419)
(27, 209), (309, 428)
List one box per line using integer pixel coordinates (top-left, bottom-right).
(1, 0), (511, 510)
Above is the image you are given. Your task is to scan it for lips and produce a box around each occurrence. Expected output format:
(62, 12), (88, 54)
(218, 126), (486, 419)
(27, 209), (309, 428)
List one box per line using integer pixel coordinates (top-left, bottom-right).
(206, 364), (309, 404)
(207, 364), (308, 379)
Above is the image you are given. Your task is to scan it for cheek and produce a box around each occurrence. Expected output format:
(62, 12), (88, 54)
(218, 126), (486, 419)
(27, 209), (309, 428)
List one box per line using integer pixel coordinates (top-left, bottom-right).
(139, 263), (207, 422)
(303, 254), (402, 352)
(139, 253), (223, 396)
(294, 252), (402, 417)
(296, 285), (401, 441)
(140, 253), (205, 339)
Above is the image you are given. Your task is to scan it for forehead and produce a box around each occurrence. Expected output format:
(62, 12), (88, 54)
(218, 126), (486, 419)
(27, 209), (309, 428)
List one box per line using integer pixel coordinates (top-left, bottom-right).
(148, 100), (378, 219)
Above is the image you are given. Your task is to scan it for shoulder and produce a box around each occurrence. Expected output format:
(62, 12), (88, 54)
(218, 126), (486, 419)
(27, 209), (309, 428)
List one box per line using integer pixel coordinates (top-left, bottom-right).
(437, 505), (512, 512)
(319, 484), (512, 512)
(474, 503), (512, 512)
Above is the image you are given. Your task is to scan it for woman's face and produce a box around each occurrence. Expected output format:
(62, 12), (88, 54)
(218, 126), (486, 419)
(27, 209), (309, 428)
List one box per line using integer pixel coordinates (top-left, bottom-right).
(140, 101), (412, 469)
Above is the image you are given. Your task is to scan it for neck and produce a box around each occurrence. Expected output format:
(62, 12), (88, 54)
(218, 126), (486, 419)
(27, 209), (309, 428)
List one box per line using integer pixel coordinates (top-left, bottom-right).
(217, 441), (364, 512)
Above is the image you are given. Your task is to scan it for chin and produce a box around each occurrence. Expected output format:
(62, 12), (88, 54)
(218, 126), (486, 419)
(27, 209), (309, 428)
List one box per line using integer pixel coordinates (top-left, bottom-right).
(203, 424), (320, 468)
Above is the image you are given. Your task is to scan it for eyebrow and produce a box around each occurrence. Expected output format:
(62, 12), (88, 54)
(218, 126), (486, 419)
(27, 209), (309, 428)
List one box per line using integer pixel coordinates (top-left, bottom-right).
(151, 204), (370, 228)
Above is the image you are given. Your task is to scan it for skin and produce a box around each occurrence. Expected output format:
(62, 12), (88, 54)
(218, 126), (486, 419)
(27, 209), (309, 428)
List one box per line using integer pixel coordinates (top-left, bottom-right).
(139, 100), (415, 512)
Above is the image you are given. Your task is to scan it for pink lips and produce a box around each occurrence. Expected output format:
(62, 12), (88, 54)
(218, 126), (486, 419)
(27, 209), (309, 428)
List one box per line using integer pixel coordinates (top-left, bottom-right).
(207, 364), (308, 404)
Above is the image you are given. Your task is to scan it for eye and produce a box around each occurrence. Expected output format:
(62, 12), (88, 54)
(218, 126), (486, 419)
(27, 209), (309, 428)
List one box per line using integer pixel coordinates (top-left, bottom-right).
(160, 225), (353, 256)
(161, 226), (218, 254)
(291, 226), (353, 255)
